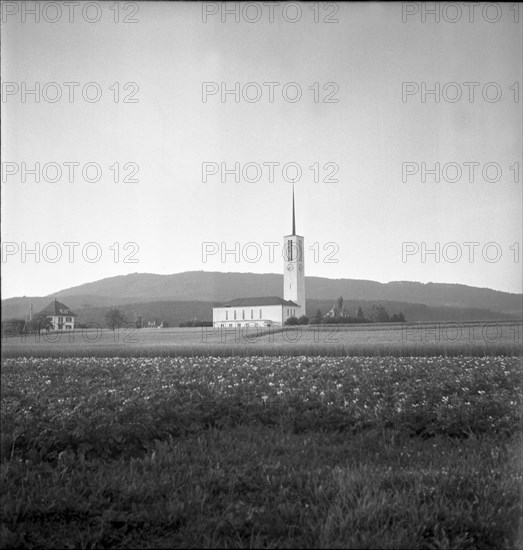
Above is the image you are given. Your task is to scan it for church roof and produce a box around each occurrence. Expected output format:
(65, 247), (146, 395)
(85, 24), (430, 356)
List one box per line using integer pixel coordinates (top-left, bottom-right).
(218, 296), (299, 308)
(37, 299), (77, 317)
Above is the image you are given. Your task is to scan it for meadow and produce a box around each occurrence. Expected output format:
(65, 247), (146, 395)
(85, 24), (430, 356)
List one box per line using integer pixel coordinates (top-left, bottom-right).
(2, 321), (522, 358)
(1, 348), (522, 548)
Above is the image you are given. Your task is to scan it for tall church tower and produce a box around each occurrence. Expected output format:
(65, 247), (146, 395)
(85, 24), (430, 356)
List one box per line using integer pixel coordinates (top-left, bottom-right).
(283, 185), (305, 317)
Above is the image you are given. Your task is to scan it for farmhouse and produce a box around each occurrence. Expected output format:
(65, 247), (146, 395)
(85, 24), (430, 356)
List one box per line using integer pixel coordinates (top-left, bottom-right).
(145, 320), (168, 328)
(323, 305), (351, 319)
(36, 299), (77, 330)
(213, 187), (306, 327)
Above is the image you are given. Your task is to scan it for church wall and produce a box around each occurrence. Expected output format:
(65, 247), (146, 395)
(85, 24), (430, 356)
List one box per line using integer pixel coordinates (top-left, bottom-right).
(213, 303), (303, 327)
(213, 305), (290, 327)
(284, 304), (304, 320)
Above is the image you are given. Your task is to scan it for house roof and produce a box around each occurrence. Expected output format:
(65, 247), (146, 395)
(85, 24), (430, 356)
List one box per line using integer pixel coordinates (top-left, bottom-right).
(37, 300), (77, 317)
(324, 306), (351, 317)
(217, 296), (299, 308)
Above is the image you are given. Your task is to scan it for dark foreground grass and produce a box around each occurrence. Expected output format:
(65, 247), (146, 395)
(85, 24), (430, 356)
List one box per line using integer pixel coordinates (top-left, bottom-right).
(1, 428), (521, 549)
(1, 355), (521, 548)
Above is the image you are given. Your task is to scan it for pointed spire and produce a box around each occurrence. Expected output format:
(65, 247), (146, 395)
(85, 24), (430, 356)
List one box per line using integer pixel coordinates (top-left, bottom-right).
(292, 183), (296, 235)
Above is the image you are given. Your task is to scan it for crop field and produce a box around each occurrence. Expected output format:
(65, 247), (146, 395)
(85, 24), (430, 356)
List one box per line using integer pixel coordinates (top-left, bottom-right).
(2, 321), (522, 358)
(1, 352), (522, 548)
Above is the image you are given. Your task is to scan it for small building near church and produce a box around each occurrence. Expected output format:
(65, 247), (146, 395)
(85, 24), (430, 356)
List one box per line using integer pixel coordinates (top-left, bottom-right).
(36, 299), (77, 330)
(142, 319), (167, 328)
(323, 305), (351, 319)
(213, 296), (299, 328)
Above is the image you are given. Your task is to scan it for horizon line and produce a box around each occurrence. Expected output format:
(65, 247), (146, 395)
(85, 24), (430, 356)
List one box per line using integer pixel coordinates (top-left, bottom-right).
(2, 269), (522, 300)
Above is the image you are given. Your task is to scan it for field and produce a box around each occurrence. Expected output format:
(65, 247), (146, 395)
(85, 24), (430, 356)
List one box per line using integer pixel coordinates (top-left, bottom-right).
(1, 342), (522, 548)
(2, 321), (522, 357)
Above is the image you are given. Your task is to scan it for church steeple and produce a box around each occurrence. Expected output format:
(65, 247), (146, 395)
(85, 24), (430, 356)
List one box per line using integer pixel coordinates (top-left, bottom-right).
(292, 184), (296, 236)
(284, 182), (305, 314)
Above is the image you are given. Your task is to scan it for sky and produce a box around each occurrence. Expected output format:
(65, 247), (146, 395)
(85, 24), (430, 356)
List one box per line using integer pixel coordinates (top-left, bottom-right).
(1, 1), (522, 298)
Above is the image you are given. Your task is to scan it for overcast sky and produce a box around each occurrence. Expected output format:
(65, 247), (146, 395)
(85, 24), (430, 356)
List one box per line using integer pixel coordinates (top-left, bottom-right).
(1, 1), (522, 298)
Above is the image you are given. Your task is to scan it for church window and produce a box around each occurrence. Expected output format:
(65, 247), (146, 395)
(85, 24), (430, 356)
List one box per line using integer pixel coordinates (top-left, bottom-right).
(287, 240), (293, 261)
(259, 309), (262, 319)
(234, 310), (236, 320)
(242, 310), (245, 319)
(251, 309), (253, 319)
(226, 311), (228, 320)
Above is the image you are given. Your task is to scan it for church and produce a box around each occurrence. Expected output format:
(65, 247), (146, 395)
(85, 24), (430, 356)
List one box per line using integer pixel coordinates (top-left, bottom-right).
(212, 188), (306, 328)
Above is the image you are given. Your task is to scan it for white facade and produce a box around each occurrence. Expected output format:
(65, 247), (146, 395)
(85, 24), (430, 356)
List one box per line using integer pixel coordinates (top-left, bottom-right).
(283, 233), (305, 318)
(36, 299), (77, 331)
(213, 303), (300, 328)
(48, 315), (75, 331)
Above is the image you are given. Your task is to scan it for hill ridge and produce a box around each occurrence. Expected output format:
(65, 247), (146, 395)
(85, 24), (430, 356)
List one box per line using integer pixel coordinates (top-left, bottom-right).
(2, 271), (521, 321)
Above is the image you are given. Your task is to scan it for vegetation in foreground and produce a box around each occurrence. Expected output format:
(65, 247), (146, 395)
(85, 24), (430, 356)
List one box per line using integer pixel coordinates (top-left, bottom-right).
(1, 356), (521, 548)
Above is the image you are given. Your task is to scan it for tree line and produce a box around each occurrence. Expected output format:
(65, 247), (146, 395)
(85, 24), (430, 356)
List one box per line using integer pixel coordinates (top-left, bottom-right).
(4, 300), (406, 336)
(285, 299), (406, 326)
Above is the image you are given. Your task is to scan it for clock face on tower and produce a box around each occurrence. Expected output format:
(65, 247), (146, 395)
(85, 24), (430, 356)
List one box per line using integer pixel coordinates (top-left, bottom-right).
(287, 264), (294, 271)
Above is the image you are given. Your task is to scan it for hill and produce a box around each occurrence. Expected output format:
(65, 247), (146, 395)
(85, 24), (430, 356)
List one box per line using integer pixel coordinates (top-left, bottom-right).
(38, 272), (523, 312)
(2, 271), (521, 323)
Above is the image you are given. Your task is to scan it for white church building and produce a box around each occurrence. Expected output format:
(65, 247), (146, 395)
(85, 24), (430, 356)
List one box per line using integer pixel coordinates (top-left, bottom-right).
(213, 188), (306, 328)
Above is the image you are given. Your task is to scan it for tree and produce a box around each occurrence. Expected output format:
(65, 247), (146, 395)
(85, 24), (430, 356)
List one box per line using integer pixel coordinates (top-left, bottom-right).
(390, 312), (406, 322)
(26, 314), (53, 335)
(337, 296), (343, 312)
(356, 306), (364, 319)
(105, 307), (126, 331)
(309, 308), (323, 324)
(297, 315), (309, 325)
(3, 319), (26, 336)
(370, 304), (390, 323)
(284, 316), (298, 326)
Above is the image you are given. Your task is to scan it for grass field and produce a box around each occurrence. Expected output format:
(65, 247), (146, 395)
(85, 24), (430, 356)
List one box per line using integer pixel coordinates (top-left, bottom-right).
(1, 350), (522, 548)
(2, 321), (522, 357)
